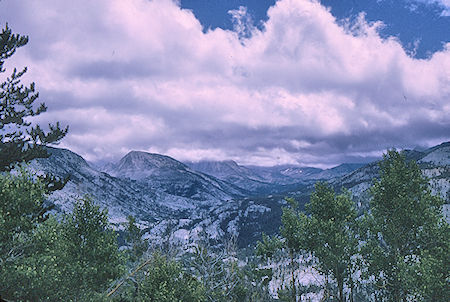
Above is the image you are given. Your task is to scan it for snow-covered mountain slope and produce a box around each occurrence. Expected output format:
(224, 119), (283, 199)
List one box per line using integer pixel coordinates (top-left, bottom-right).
(246, 165), (322, 185)
(418, 143), (450, 201)
(419, 142), (450, 166)
(311, 163), (366, 180)
(30, 147), (159, 222)
(245, 164), (367, 185)
(185, 160), (279, 192)
(106, 151), (246, 201)
(27, 142), (449, 247)
(29, 148), (243, 225)
(111, 151), (190, 179)
(330, 142), (450, 209)
(27, 148), (288, 246)
(185, 161), (365, 194)
(185, 160), (262, 182)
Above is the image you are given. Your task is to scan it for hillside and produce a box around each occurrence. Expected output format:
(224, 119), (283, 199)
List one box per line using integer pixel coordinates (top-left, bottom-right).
(28, 142), (449, 247)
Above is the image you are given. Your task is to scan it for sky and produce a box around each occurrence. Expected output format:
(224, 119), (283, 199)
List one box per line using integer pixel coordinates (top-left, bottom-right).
(0, 0), (449, 168)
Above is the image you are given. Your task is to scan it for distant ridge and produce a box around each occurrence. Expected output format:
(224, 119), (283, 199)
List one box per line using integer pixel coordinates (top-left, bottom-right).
(26, 141), (449, 246)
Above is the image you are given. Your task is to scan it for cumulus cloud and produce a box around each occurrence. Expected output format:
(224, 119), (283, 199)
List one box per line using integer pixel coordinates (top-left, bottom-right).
(1, 0), (449, 166)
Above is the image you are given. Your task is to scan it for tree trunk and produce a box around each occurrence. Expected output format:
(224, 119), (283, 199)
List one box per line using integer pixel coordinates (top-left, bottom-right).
(338, 277), (344, 302)
(290, 249), (296, 302)
(349, 279), (354, 302)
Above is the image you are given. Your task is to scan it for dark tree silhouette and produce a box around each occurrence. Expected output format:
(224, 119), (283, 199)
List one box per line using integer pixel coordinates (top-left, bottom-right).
(0, 24), (68, 171)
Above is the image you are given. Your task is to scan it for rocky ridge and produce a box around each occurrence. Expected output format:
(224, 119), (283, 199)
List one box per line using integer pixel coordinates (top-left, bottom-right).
(28, 142), (449, 247)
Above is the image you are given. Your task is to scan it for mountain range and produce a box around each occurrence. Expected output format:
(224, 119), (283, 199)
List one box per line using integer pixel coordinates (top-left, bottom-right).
(28, 142), (449, 247)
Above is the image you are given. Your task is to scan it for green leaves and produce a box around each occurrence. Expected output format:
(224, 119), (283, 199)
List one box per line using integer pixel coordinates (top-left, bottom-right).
(0, 171), (124, 301)
(124, 215), (148, 263)
(363, 149), (449, 301)
(303, 183), (358, 302)
(280, 198), (305, 253)
(255, 189), (359, 301)
(256, 233), (283, 260)
(62, 197), (125, 293)
(0, 167), (46, 256)
(136, 253), (206, 302)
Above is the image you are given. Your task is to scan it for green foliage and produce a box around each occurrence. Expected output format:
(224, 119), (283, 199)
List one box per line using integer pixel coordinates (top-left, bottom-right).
(0, 168), (47, 297)
(362, 149), (449, 301)
(0, 24), (68, 171)
(273, 189), (358, 302)
(124, 215), (148, 263)
(280, 197), (305, 253)
(111, 253), (206, 302)
(255, 198), (309, 301)
(138, 253), (205, 302)
(61, 197), (125, 294)
(8, 216), (84, 301)
(256, 150), (449, 301)
(255, 233), (283, 260)
(304, 183), (358, 302)
(258, 188), (359, 301)
(0, 181), (124, 301)
(279, 198), (306, 302)
(0, 167), (47, 248)
(411, 226), (450, 301)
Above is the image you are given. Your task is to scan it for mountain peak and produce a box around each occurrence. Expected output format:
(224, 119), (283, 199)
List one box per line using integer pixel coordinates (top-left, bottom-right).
(109, 151), (187, 179)
(121, 150), (184, 167)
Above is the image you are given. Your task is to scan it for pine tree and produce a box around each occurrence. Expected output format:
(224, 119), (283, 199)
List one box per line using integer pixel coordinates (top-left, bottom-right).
(0, 24), (68, 171)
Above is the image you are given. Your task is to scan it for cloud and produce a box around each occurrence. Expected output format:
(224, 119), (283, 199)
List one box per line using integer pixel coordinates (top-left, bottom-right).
(228, 6), (256, 40)
(1, 0), (449, 166)
(413, 0), (450, 15)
